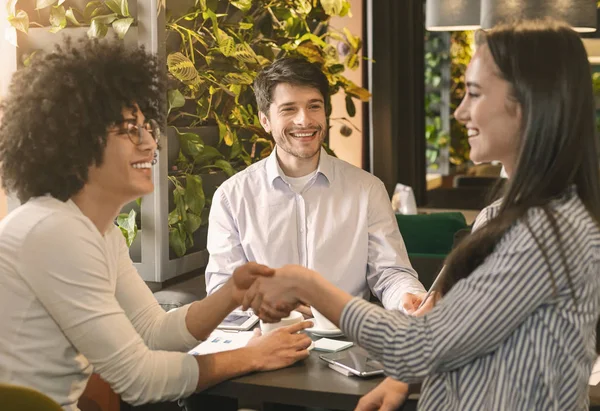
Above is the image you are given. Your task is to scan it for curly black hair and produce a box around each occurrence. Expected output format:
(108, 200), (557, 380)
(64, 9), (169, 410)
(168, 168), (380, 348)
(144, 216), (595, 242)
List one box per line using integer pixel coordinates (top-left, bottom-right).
(0, 37), (165, 202)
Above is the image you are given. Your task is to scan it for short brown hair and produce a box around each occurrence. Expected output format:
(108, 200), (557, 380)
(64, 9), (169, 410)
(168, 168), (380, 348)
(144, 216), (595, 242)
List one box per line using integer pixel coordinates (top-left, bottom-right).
(253, 57), (329, 115)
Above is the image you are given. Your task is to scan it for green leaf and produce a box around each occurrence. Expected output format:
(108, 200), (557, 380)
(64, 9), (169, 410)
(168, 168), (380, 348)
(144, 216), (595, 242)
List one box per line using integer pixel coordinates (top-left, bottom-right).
(179, 132), (204, 157)
(112, 17), (133, 39)
(230, 133), (242, 160)
(83, 1), (103, 22)
(104, 0), (121, 15)
(345, 94), (356, 117)
(8, 10), (29, 34)
(295, 0), (312, 14)
(183, 212), (202, 234)
(120, 0), (130, 16)
(116, 209), (138, 247)
(167, 52), (200, 85)
(65, 8), (81, 26)
(320, 0), (344, 15)
(49, 5), (66, 33)
(168, 89), (186, 114)
(230, 0), (252, 12)
(87, 19), (108, 38)
(35, 0), (58, 10)
(168, 209), (181, 225)
(214, 159), (236, 177)
(184, 174), (205, 214)
(103, 0), (120, 14)
(193, 145), (224, 165)
(169, 226), (187, 257)
(92, 13), (118, 25)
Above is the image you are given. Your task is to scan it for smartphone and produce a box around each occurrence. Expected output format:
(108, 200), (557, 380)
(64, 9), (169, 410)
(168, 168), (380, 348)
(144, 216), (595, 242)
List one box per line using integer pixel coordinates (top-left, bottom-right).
(319, 347), (385, 377)
(217, 311), (259, 331)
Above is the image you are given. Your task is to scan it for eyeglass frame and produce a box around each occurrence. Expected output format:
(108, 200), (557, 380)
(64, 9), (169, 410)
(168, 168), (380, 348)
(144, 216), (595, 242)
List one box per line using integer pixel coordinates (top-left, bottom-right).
(125, 119), (161, 145)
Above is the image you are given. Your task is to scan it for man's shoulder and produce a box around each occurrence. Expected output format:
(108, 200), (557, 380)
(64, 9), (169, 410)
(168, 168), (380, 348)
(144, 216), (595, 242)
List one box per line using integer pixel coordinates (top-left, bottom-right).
(328, 155), (383, 187)
(214, 157), (271, 201)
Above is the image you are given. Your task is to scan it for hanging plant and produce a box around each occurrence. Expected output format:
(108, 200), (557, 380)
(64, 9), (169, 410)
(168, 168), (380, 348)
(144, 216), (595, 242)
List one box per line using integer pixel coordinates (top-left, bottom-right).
(6, 0), (134, 39)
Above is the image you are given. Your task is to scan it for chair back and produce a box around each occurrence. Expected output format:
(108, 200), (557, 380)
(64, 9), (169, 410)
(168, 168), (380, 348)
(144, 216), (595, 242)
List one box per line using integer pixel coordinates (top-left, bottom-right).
(0, 383), (63, 411)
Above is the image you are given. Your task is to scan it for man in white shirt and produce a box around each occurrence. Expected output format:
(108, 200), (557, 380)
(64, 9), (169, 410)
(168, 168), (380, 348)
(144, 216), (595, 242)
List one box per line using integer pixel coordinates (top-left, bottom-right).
(205, 57), (426, 312)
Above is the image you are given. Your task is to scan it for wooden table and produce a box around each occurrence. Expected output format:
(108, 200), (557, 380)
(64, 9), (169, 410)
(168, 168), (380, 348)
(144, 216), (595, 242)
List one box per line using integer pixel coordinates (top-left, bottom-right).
(196, 347), (393, 410)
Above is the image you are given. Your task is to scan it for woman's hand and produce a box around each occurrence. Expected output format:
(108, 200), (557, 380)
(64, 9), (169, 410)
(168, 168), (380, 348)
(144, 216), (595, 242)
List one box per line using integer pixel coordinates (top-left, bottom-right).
(355, 377), (409, 411)
(242, 265), (315, 322)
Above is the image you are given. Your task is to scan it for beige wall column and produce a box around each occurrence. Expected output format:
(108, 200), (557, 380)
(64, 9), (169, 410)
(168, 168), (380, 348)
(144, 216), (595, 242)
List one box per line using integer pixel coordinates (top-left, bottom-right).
(328, 0), (364, 168)
(0, 6), (18, 219)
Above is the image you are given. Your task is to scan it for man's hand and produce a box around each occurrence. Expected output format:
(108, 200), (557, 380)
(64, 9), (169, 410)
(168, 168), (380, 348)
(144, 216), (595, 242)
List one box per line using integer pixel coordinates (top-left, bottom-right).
(242, 265), (313, 322)
(246, 321), (313, 371)
(401, 291), (439, 316)
(230, 262), (275, 306)
(355, 377), (408, 411)
(295, 304), (313, 318)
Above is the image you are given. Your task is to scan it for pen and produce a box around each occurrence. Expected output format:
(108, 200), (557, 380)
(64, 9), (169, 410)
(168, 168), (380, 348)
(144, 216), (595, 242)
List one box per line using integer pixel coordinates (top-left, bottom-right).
(416, 265), (445, 310)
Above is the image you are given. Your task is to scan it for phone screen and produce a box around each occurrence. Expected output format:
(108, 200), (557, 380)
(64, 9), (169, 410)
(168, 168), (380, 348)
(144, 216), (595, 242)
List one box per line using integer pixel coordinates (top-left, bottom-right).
(220, 313), (252, 327)
(321, 349), (384, 376)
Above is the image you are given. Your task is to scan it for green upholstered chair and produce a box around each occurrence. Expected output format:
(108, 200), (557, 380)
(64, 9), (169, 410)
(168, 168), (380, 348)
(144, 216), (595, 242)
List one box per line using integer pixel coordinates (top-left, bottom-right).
(0, 383), (63, 411)
(396, 212), (469, 289)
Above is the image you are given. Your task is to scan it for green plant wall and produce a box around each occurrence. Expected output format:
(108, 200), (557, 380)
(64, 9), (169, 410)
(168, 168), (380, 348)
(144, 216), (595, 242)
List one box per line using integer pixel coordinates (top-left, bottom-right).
(164, 0), (370, 256)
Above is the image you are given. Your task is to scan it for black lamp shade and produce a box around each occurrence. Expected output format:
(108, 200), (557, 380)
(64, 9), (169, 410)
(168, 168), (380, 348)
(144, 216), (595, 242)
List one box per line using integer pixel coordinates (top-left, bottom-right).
(481, 0), (597, 32)
(426, 0), (481, 31)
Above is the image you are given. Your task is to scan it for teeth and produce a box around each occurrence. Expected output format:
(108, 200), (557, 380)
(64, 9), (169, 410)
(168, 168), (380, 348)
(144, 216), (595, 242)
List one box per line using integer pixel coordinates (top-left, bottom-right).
(291, 132), (315, 137)
(467, 129), (479, 137)
(132, 162), (152, 169)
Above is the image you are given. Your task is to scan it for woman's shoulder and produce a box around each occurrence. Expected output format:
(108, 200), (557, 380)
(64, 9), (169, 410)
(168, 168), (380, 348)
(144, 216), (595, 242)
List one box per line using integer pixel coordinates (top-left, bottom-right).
(4, 196), (101, 249)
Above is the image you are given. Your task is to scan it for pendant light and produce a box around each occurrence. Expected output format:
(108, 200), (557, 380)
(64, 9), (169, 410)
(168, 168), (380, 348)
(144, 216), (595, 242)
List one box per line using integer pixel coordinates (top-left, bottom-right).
(481, 0), (597, 33)
(426, 0), (482, 31)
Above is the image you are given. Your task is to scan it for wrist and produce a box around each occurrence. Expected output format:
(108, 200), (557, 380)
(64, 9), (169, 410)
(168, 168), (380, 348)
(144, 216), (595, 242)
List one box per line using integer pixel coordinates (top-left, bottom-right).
(221, 280), (243, 309)
(294, 269), (319, 306)
(240, 346), (263, 372)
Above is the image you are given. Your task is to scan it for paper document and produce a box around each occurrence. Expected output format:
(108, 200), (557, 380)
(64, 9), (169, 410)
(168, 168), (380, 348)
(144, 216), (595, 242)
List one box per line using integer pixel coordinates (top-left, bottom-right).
(589, 357), (600, 385)
(188, 330), (255, 356)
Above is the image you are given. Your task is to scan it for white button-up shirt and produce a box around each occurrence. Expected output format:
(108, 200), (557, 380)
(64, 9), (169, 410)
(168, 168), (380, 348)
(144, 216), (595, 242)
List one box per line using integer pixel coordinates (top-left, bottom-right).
(205, 148), (425, 309)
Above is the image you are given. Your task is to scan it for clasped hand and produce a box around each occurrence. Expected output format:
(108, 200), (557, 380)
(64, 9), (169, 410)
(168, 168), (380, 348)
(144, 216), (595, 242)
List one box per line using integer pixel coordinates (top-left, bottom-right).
(232, 263), (310, 323)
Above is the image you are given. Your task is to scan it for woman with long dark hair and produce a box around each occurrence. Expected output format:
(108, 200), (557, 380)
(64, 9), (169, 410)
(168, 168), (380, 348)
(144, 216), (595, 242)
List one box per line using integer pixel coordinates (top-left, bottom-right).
(240, 19), (600, 410)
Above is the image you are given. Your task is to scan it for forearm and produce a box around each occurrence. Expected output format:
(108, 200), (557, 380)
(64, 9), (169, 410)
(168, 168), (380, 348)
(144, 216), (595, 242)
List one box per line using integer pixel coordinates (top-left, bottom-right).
(194, 346), (259, 391)
(186, 281), (239, 341)
(295, 273), (354, 326)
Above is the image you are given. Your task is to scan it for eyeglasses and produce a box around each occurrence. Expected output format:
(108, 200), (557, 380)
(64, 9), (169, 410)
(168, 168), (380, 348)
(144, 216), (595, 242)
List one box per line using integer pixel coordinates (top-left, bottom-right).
(125, 119), (161, 145)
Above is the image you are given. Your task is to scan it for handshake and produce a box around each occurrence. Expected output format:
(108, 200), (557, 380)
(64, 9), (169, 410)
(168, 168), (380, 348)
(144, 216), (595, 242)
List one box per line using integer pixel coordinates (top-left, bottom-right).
(230, 262), (314, 324)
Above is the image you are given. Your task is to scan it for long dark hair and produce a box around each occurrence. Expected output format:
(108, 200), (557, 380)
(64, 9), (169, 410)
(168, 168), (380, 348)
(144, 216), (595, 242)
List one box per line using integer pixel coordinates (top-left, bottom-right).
(438, 19), (600, 346)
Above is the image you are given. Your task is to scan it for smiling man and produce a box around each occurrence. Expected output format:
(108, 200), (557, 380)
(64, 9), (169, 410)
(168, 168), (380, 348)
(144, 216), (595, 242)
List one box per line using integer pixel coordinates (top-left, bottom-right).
(205, 57), (426, 313)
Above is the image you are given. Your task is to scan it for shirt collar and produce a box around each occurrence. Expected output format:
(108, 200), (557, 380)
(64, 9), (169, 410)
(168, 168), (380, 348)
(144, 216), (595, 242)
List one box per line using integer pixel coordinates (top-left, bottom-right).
(266, 147), (334, 187)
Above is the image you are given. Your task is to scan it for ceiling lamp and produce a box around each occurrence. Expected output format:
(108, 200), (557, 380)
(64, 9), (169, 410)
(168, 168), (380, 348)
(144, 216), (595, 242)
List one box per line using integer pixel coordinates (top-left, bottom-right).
(481, 0), (597, 33)
(426, 0), (482, 31)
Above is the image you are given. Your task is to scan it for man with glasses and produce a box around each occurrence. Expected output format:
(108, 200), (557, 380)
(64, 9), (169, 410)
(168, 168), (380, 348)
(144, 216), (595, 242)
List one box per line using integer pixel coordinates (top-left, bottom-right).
(0, 38), (311, 409)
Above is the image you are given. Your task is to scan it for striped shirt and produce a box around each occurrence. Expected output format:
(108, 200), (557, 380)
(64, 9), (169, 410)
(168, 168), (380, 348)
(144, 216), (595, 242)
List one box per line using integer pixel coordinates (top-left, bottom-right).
(341, 188), (600, 410)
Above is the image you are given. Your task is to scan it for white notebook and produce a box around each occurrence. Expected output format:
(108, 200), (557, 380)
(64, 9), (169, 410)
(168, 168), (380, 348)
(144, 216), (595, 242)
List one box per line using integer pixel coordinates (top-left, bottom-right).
(188, 330), (254, 356)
